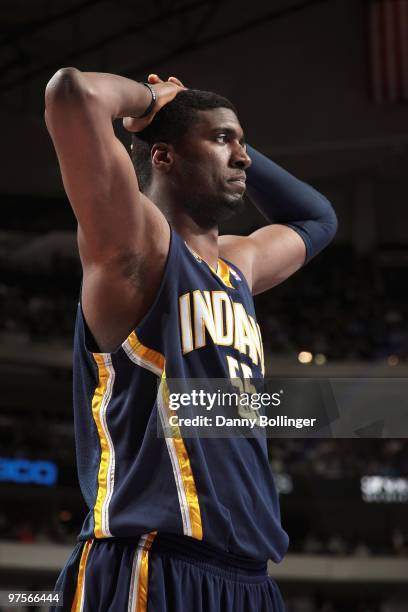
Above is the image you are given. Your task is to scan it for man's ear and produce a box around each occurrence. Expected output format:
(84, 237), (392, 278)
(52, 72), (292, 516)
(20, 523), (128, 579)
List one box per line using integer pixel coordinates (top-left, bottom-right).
(151, 142), (174, 174)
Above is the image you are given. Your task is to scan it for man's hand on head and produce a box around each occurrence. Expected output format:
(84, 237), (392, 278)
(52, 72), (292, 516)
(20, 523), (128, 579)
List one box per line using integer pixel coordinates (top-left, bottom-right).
(123, 75), (186, 133)
(148, 74), (186, 88)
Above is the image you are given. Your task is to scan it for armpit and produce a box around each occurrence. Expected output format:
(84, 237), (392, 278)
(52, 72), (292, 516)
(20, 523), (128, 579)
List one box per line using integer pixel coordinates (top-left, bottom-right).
(113, 249), (151, 291)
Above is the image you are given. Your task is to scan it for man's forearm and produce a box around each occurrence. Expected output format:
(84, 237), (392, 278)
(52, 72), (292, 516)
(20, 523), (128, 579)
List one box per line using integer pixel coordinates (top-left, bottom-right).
(45, 68), (151, 119)
(246, 145), (338, 263)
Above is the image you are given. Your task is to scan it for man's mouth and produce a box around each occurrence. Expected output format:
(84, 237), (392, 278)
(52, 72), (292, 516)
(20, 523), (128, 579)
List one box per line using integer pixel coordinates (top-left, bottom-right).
(227, 175), (246, 189)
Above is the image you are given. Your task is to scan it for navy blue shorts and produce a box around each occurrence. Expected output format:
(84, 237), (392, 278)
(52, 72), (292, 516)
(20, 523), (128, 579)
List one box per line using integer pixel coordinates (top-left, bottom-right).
(51, 533), (286, 611)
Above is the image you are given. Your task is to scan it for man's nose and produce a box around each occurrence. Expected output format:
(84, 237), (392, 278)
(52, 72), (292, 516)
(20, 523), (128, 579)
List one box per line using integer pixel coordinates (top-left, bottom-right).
(231, 144), (252, 170)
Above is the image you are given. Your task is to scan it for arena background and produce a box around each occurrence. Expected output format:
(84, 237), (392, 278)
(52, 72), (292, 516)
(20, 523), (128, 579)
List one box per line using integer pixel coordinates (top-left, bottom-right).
(1, 1), (408, 610)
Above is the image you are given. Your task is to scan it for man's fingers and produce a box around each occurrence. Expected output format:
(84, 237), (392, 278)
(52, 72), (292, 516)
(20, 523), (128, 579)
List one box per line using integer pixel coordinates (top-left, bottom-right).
(168, 76), (184, 87)
(148, 74), (163, 84)
(148, 74), (185, 88)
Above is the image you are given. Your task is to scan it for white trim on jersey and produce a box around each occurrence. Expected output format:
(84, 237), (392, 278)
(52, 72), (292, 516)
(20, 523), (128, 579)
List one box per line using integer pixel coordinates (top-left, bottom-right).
(157, 392), (193, 537)
(122, 339), (163, 377)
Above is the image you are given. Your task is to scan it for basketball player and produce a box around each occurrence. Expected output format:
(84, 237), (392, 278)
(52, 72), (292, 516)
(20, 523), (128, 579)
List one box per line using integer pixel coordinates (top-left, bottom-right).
(45, 69), (337, 611)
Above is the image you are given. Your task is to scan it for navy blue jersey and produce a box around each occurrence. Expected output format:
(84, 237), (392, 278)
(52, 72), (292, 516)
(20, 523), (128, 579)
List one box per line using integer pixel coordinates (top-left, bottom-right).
(73, 229), (289, 562)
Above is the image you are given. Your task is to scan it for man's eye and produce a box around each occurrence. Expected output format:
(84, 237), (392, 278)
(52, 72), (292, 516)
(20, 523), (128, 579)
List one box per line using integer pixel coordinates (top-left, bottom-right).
(216, 134), (227, 142)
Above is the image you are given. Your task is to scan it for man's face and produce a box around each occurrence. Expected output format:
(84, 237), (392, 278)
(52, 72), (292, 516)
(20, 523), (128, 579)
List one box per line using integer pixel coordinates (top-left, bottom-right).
(173, 108), (251, 227)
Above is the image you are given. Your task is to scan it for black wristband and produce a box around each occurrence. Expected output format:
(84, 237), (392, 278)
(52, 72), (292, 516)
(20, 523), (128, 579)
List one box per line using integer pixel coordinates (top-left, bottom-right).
(137, 82), (157, 118)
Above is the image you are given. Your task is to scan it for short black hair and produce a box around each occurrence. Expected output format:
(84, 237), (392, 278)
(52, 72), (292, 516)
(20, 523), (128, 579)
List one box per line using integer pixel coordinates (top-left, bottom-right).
(131, 88), (237, 192)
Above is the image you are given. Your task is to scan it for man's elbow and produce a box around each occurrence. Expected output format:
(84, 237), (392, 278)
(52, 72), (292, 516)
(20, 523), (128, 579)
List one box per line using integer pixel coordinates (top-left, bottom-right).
(301, 200), (338, 263)
(45, 67), (91, 110)
(325, 200), (338, 243)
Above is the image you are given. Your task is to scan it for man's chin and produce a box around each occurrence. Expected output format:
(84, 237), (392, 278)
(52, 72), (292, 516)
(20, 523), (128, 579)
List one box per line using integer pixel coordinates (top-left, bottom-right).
(221, 194), (245, 215)
(183, 193), (245, 228)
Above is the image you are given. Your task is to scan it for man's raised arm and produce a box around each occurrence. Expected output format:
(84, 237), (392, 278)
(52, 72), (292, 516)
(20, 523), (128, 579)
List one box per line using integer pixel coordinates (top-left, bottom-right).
(220, 146), (338, 294)
(44, 70), (181, 351)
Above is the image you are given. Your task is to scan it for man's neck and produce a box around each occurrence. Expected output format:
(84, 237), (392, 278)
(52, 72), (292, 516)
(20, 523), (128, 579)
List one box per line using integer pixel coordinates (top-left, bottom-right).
(172, 215), (219, 270)
(147, 185), (220, 269)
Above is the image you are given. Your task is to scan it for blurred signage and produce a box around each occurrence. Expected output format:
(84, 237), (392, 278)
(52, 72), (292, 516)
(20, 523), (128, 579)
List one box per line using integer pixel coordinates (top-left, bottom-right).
(361, 476), (408, 503)
(0, 457), (57, 486)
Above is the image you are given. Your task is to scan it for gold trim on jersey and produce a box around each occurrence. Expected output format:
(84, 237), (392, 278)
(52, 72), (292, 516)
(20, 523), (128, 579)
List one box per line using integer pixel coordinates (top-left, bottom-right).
(184, 241), (235, 289)
(92, 354), (115, 538)
(159, 371), (203, 540)
(122, 337), (203, 541)
(71, 540), (92, 612)
(123, 331), (165, 376)
(216, 258), (234, 289)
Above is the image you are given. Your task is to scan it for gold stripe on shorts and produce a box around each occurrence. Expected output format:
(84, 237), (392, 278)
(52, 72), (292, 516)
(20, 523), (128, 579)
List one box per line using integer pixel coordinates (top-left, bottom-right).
(136, 531), (156, 612)
(128, 532), (157, 612)
(71, 540), (92, 612)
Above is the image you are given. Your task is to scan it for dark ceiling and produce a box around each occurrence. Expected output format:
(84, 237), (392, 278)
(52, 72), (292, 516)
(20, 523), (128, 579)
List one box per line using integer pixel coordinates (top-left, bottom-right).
(0, 0), (407, 200)
(0, 0), (330, 115)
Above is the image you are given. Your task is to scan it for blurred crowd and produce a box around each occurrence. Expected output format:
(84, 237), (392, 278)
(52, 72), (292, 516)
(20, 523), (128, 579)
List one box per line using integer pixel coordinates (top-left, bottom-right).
(0, 415), (74, 467)
(0, 511), (78, 546)
(288, 528), (408, 558)
(255, 247), (407, 362)
(0, 238), (79, 345)
(269, 439), (408, 479)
